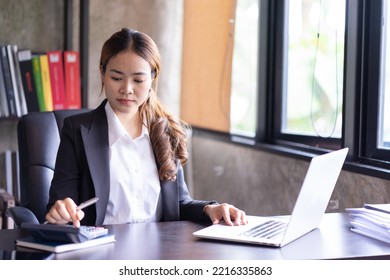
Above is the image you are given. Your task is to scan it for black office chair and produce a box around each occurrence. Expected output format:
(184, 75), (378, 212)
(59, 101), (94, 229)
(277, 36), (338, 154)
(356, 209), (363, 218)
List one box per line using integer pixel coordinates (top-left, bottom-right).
(6, 109), (90, 227)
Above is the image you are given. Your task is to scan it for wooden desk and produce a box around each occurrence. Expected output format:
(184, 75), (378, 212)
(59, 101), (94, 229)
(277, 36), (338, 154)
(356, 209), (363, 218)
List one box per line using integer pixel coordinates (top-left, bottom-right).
(1, 213), (390, 260)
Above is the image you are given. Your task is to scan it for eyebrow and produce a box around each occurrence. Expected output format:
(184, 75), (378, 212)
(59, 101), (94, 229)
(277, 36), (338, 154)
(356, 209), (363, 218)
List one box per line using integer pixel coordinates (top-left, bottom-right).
(109, 69), (148, 76)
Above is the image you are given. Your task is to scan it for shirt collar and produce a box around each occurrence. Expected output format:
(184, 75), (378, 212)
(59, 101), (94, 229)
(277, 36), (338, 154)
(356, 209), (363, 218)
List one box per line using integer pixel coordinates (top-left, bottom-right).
(105, 102), (149, 146)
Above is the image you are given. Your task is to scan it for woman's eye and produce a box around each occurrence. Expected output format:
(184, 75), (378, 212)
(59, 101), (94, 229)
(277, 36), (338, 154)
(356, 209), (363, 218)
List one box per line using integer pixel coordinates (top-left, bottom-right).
(111, 76), (121, 81)
(134, 79), (144, 84)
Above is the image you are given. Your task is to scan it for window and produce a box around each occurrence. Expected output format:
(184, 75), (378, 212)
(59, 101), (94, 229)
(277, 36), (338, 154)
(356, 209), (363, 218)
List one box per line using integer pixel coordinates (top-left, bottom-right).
(260, 0), (389, 175)
(360, 0), (390, 168)
(230, 0), (259, 136)
(380, 0), (390, 149)
(184, 0), (389, 177)
(284, 0), (345, 138)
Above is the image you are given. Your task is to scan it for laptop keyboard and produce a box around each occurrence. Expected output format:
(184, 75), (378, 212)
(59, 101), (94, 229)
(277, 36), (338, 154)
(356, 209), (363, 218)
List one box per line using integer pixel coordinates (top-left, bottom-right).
(240, 220), (287, 239)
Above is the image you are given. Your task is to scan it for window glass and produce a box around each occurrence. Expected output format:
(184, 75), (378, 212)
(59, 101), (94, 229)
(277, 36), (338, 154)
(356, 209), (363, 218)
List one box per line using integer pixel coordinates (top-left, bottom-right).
(284, 0), (345, 138)
(230, 0), (259, 136)
(380, 0), (390, 149)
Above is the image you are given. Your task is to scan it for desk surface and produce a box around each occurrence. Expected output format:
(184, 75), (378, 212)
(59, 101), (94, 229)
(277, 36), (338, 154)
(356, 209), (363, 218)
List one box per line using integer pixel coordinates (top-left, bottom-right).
(1, 213), (390, 260)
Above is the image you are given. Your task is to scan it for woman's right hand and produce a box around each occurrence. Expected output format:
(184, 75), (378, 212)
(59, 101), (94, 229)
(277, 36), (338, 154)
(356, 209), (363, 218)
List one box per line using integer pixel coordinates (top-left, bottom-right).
(45, 197), (85, 227)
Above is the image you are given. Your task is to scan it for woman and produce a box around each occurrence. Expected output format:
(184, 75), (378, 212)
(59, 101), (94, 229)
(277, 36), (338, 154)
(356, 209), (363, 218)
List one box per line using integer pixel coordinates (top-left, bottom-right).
(45, 28), (247, 227)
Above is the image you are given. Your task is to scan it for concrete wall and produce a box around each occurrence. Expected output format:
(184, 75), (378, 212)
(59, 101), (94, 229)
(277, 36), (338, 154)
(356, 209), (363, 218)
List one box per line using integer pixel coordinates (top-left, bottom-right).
(191, 134), (390, 216)
(88, 0), (183, 116)
(0, 0), (183, 191)
(0, 0), (65, 52)
(0, 0), (64, 189)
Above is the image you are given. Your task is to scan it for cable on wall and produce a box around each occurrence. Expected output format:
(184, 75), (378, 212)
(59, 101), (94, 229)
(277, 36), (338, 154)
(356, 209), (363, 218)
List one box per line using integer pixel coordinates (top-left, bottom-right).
(310, 0), (340, 138)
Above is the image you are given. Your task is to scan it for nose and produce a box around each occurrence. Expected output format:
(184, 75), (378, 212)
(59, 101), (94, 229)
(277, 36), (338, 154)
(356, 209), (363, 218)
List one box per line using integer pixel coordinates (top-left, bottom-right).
(121, 80), (134, 95)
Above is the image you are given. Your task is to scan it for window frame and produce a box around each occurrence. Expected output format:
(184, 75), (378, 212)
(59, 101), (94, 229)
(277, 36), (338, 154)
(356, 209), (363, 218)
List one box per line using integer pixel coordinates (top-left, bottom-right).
(191, 0), (389, 180)
(360, 0), (390, 166)
(266, 0), (343, 148)
(259, 0), (389, 176)
(247, 0), (390, 179)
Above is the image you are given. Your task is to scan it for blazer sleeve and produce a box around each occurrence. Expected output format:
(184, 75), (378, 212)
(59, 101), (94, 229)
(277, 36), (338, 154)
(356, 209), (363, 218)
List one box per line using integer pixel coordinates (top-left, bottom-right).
(176, 164), (218, 222)
(47, 117), (80, 210)
(46, 116), (96, 223)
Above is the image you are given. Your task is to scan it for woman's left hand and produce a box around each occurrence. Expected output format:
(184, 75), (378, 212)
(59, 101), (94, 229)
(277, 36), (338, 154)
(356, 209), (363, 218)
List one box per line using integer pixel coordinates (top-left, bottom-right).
(204, 203), (248, 226)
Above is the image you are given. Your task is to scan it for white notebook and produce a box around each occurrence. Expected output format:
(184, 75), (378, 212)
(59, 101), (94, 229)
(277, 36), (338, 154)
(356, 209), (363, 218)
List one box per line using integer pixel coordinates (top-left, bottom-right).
(16, 234), (115, 253)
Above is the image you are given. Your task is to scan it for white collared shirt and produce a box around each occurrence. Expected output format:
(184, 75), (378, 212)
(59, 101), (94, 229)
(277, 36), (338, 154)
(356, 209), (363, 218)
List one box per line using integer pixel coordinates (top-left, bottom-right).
(103, 102), (162, 225)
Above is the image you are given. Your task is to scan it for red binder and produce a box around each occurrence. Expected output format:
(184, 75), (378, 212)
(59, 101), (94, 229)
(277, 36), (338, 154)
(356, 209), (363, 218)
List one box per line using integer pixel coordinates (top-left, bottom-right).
(47, 50), (66, 110)
(63, 50), (81, 109)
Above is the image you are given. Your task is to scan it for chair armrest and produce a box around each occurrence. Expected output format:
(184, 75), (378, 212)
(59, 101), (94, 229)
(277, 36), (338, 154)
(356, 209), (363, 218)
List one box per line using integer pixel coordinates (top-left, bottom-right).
(6, 206), (39, 228)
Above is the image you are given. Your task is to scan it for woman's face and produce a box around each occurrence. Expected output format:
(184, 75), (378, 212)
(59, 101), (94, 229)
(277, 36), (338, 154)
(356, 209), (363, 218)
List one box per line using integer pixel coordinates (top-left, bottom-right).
(102, 50), (153, 116)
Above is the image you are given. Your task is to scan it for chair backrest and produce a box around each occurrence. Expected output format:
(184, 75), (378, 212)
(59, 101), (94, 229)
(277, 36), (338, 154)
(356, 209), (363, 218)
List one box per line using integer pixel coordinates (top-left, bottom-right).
(17, 109), (90, 223)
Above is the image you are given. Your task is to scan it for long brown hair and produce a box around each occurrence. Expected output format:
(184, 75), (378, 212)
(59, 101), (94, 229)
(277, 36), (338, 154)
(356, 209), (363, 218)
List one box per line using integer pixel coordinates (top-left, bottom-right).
(100, 28), (189, 181)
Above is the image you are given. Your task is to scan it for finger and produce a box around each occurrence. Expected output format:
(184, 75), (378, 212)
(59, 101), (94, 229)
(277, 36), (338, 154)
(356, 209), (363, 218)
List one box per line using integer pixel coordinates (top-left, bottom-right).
(211, 216), (222, 225)
(45, 208), (61, 224)
(236, 211), (248, 225)
(54, 200), (72, 221)
(76, 209), (85, 221)
(208, 208), (222, 225)
(46, 206), (69, 224)
(240, 211), (248, 225)
(52, 198), (77, 224)
(230, 207), (243, 226)
(204, 204), (222, 225)
(64, 201), (80, 226)
(73, 210), (85, 228)
(232, 208), (248, 225)
(72, 219), (81, 228)
(221, 204), (234, 226)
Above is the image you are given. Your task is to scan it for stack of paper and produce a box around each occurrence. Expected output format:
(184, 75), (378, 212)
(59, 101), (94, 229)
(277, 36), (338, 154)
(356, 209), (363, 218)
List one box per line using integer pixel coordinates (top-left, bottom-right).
(346, 204), (390, 244)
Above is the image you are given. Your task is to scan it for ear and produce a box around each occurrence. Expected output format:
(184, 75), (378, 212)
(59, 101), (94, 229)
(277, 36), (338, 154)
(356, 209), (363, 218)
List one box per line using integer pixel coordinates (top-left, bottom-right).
(151, 69), (157, 79)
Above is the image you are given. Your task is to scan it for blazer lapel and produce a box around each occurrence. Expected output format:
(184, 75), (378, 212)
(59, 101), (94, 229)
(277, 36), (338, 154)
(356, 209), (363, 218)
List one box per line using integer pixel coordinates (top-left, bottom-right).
(81, 102), (110, 225)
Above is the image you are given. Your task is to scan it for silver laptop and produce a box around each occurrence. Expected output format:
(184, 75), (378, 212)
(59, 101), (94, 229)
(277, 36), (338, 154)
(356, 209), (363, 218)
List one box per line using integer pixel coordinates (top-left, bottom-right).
(193, 148), (348, 247)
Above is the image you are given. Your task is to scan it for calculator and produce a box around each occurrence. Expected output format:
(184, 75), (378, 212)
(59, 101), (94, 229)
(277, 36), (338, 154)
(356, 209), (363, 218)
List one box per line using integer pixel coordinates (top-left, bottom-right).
(21, 223), (109, 243)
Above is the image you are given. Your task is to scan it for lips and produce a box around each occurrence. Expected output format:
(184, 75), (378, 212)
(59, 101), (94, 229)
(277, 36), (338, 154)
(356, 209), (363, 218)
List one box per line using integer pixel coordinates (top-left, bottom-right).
(117, 98), (136, 105)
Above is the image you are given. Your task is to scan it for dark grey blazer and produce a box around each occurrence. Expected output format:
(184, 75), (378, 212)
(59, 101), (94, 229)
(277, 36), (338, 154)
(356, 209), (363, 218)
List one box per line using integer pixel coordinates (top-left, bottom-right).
(46, 99), (215, 225)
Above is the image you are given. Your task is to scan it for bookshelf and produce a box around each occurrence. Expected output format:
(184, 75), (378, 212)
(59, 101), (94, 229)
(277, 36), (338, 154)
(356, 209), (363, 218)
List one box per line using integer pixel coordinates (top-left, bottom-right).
(0, 0), (89, 215)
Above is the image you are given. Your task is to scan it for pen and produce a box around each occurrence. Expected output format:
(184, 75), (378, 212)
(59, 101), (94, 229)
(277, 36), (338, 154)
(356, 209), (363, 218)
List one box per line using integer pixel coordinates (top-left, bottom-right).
(76, 197), (99, 211)
(43, 197), (99, 224)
